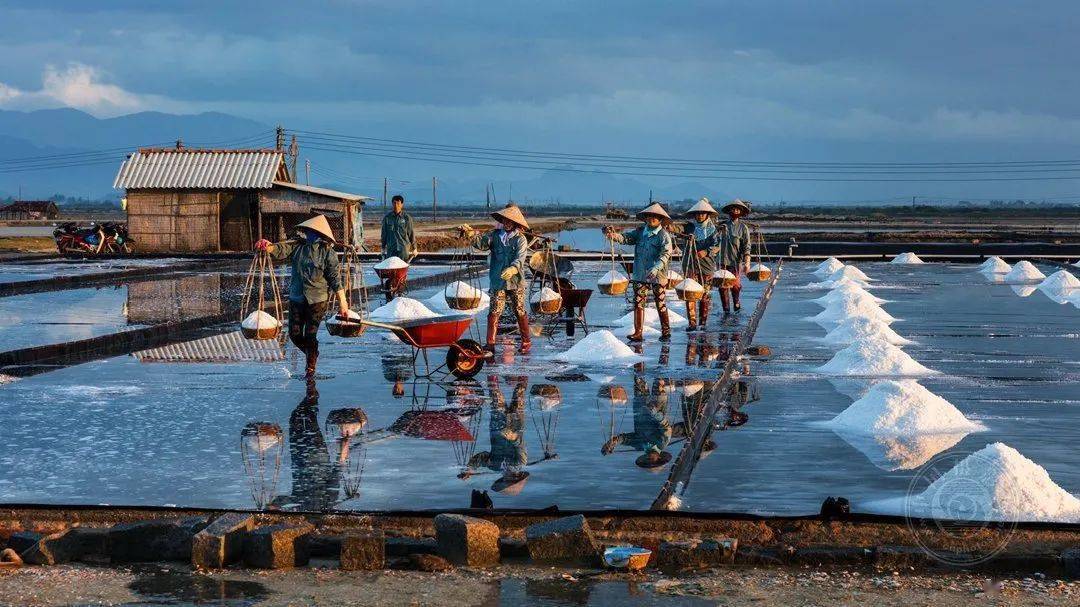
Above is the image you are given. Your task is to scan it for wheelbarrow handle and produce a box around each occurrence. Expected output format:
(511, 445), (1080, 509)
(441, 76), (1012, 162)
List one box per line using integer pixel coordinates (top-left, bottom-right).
(359, 319), (402, 332)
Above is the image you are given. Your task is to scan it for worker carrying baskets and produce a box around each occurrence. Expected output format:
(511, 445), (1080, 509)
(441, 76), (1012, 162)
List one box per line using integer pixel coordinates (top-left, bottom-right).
(379, 194), (417, 302)
(672, 198), (721, 331)
(602, 202), (674, 343)
(717, 199), (753, 314)
(459, 204), (533, 355)
(255, 215), (349, 380)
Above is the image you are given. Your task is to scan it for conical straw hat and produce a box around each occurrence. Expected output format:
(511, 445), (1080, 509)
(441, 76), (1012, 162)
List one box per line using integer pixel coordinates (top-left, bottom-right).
(296, 214), (336, 242)
(685, 198), (718, 216)
(636, 202), (671, 222)
(721, 199), (751, 215)
(491, 205), (530, 230)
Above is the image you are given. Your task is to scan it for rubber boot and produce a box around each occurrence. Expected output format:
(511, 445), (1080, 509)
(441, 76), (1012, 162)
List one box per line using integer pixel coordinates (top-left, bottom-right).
(304, 345), (319, 380)
(685, 301), (698, 332)
(626, 308), (645, 342)
(517, 314), (532, 354)
(659, 309), (672, 342)
(732, 286), (742, 312)
(484, 313), (499, 355)
(699, 297), (710, 330)
(719, 289), (732, 314)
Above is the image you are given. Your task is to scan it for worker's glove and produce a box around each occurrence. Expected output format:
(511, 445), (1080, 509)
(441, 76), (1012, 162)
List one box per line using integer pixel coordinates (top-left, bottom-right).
(254, 239), (271, 252)
(696, 250), (708, 259)
(602, 226), (617, 239)
(500, 266), (518, 281)
(338, 305), (350, 319)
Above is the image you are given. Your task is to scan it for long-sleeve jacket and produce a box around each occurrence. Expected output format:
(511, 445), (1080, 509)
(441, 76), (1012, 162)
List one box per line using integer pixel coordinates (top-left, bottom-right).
(614, 225), (673, 285)
(470, 228), (528, 291)
(719, 218), (752, 268)
(380, 212), (417, 260)
(675, 219), (721, 276)
(270, 238), (341, 304)
(608, 380), (672, 453)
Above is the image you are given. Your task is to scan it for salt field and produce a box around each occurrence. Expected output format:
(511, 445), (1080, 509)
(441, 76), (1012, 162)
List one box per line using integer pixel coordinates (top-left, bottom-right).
(0, 260), (1077, 520)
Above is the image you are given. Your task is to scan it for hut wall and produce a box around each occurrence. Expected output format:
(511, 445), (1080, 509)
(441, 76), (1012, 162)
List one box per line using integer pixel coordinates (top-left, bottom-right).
(126, 190), (220, 253)
(219, 191), (257, 251)
(258, 188), (351, 244)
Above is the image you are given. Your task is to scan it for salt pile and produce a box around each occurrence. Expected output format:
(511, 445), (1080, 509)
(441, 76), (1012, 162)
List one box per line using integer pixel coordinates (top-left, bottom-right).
(891, 252), (925, 264)
(1003, 260), (1046, 283)
(807, 298), (896, 327)
(712, 269), (736, 282)
(598, 270), (629, 285)
(828, 265), (873, 282)
(427, 290), (490, 314)
(553, 330), (645, 365)
(978, 256), (1012, 274)
(812, 283), (886, 307)
(241, 310), (279, 330)
(531, 286), (561, 303)
(613, 307), (688, 327)
(814, 257), (845, 277)
(1036, 270), (1079, 304)
(334, 309), (362, 321)
(675, 278), (704, 292)
(1011, 284), (1037, 297)
(666, 270), (683, 285)
(822, 380), (985, 435)
(612, 323), (661, 338)
(833, 431), (971, 471)
(821, 317), (912, 346)
(807, 275), (874, 290)
(373, 256), (409, 270)
(817, 339), (937, 376)
(444, 281), (482, 299)
(368, 297), (439, 322)
(877, 443), (1080, 522)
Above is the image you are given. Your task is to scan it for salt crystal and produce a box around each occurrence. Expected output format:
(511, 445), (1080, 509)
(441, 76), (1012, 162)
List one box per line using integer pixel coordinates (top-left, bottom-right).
(823, 380), (985, 436)
(712, 269), (736, 281)
(598, 270), (629, 285)
(611, 323), (661, 338)
(1003, 260), (1046, 283)
(817, 339), (937, 376)
(807, 275), (874, 290)
(675, 278), (704, 292)
(333, 309), (363, 321)
(613, 308), (689, 328)
(811, 283), (887, 307)
(828, 265), (873, 282)
(553, 330), (645, 365)
(821, 317), (912, 346)
(978, 256), (1011, 273)
(806, 298), (896, 327)
(241, 310), (279, 330)
(891, 252), (924, 264)
(531, 286), (561, 303)
(427, 290), (490, 314)
(814, 257), (845, 276)
(368, 297), (439, 322)
(443, 281), (482, 299)
(872, 443), (1080, 522)
(373, 256), (409, 270)
(1036, 270), (1079, 304)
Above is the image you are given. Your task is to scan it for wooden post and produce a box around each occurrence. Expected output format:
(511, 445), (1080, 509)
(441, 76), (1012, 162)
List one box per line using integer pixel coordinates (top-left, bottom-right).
(432, 177), (437, 222)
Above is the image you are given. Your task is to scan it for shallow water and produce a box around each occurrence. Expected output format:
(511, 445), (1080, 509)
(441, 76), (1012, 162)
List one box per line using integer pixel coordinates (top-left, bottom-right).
(0, 261), (1076, 518)
(0, 258), (191, 284)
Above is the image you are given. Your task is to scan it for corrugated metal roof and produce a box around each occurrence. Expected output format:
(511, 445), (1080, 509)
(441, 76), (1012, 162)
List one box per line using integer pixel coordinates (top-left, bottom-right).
(272, 181), (371, 202)
(114, 149), (286, 190)
(133, 331), (285, 363)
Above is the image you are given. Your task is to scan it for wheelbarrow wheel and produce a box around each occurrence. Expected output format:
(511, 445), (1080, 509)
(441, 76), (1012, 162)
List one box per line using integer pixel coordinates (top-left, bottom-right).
(447, 339), (485, 379)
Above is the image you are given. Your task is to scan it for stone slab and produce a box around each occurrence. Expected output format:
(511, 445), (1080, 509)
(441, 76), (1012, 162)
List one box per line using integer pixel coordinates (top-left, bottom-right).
(434, 514), (500, 567)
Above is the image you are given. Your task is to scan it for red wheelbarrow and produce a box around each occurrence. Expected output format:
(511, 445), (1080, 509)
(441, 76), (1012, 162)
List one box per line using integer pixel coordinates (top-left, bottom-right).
(360, 314), (489, 379)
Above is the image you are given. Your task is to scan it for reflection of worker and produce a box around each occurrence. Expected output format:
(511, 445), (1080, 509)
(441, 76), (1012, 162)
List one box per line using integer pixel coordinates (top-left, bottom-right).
(255, 215), (348, 379)
(603, 203), (674, 342)
(463, 375), (530, 493)
(460, 205), (532, 355)
(380, 195), (417, 301)
(601, 377), (674, 469)
(285, 383), (341, 511)
(718, 200), (753, 314)
(673, 198), (721, 331)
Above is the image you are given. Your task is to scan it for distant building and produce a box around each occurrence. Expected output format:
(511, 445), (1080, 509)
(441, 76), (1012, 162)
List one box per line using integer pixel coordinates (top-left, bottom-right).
(0, 200), (60, 220)
(113, 144), (370, 253)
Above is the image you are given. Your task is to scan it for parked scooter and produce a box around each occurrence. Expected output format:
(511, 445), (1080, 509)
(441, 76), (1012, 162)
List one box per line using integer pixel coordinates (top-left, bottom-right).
(100, 222), (135, 254)
(52, 222), (135, 256)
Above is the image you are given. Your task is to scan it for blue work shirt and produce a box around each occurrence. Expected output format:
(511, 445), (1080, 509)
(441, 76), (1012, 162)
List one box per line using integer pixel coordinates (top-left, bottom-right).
(470, 228), (529, 291)
(617, 225), (674, 285)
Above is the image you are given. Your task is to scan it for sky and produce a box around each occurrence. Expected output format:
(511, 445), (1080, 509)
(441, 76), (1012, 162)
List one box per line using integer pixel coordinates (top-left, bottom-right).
(2, 0), (1079, 202)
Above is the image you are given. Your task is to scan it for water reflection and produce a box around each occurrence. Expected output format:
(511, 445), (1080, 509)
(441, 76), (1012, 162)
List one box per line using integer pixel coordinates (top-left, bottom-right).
(461, 376), (539, 494)
(833, 429), (970, 471)
(239, 421), (284, 510)
(602, 378), (674, 469)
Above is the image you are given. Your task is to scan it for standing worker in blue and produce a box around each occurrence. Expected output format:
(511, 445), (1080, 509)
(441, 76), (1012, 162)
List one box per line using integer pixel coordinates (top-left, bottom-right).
(380, 194), (417, 301)
(718, 199), (753, 313)
(603, 202), (675, 342)
(255, 215), (349, 379)
(673, 198), (721, 331)
(459, 204), (533, 355)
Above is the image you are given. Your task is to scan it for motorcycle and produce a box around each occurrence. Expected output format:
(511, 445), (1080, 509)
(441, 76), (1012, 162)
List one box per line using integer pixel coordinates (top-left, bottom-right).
(100, 222), (135, 254)
(53, 222), (135, 256)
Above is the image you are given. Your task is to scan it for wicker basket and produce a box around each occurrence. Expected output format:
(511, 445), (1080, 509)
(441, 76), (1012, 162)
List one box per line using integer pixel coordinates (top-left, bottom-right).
(747, 265), (772, 282)
(676, 286), (704, 302)
(445, 294), (482, 310)
(711, 270), (737, 289)
(598, 279), (629, 296)
(597, 385), (629, 406)
(374, 266), (408, 282)
(531, 296), (562, 315)
(241, 325), (281, 341)
(326, 318), (366, 338)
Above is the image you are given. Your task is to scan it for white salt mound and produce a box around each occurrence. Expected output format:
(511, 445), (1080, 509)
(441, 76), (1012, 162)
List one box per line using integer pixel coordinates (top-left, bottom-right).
(817, 339), (937, 376)
(242, 310), (279, 330)
(812, 283), (886, 307)
(807, 275), (873, 290)
(612, 323), (661, 339)
(833, 431), (970, 471)
(978, 256), (1011, 273)
(1003, 260), (1046, 283)
(675, 278), (704, 292)
(374, 256), (409, 270)
(531, 286), (561, 303)
(427, 291), (490, 314)
(1011, 284), (1038, 297)
(807, 298), (896, 327)
(368, 297), (439, 322)
(333, 309), (362, 321)
(444, 281), (482, 299)
(814, 257), (845, 276)
(883, 443), (1080, 522)
(598, 270), (629, 285)
(713, 269), (736, 281)
(891, 252), (925, 264)
(822, 317), (912, 346)
(828, 265), (873, 282)
(553, 330), (645, 365)
(1036, 270), (1079, 304)
(613, 308), (688, 328)
(823, 380), (985, 435)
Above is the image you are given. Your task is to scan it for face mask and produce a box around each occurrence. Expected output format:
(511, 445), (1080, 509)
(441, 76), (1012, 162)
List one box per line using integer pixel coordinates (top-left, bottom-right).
(305, 230), (320, 244)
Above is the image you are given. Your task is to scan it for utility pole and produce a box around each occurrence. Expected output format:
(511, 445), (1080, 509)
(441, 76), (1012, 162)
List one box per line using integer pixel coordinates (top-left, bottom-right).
(508, 183), (513, 203)
(304, 159), (310, 185)
(275, 125), (285, 151)
(382, 177), (388, 211)
(432, 177), (438, 222)
(649, 189), (653, 204)
(288, 135), (299, 181)
(912, 195), (917, 210)
(485, 183), (491, 210)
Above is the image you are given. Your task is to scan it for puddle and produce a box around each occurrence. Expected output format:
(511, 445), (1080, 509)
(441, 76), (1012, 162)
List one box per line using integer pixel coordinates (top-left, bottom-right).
(127, 565), (271, 606)
(499, 578), (716, 606)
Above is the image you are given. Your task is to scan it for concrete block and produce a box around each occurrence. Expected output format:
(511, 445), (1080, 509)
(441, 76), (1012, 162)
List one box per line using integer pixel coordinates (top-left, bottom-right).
(21, 528), (107, 566)
(191, 513), (255, 569)
(499, 537), (530, 560)
(109, 518), (209, 563)
(434, 514), (500, 567)
(243, 523), (314, 569)
(524, 515), (599, 564)
(340, 533), (385, 571)
(657, 537), (738, 572)
(386, 536), (438, 557)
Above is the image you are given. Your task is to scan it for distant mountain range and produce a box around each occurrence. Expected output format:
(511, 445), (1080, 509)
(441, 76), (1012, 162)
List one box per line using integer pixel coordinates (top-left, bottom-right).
(0, 108), (729, 205)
